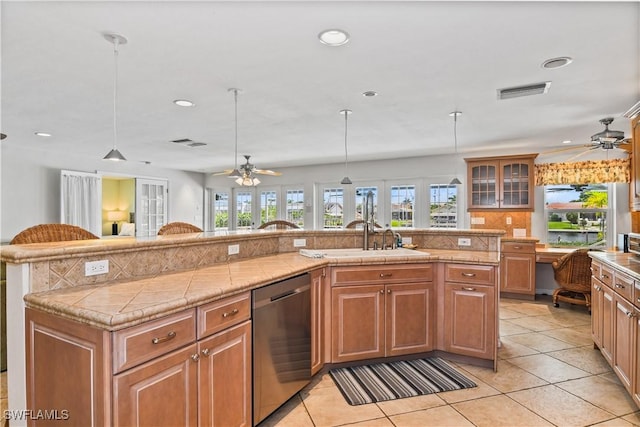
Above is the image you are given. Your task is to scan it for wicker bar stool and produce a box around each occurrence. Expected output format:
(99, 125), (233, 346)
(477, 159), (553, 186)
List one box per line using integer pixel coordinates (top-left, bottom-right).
(552, 248), (592, 311)
(10, 224), (99, 244)
(157, 222), (203, 235)
(258, 220), (300, 230)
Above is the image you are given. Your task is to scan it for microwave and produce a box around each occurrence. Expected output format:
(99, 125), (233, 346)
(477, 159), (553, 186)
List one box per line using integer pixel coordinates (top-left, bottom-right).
(628, 233), (640, 255)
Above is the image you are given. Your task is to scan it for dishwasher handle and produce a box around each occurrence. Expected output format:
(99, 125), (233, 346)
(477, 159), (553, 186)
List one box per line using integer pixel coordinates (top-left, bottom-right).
(253, 284), (310, 309)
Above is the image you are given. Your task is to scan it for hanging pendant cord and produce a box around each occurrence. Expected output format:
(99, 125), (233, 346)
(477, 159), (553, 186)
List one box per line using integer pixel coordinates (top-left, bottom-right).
(234, 89), (239, 171)
(453, 112), (458, 154)
(112, 39), (119, 151)
(344, 110), (349, 175)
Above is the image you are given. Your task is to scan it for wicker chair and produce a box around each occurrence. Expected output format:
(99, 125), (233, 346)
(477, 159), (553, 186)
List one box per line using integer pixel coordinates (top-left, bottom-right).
(157, 222), (203, 235)
(552, 248), (592, 311)
(10, 224), (99, 244)
(258, 220), (300, 230)
(345, 220), (382, 229)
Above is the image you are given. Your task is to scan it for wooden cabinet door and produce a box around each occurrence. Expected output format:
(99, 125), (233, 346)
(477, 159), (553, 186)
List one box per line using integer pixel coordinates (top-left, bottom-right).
(500, 161), (533, 209)
(443, 282), (496, 360)
(311, 269), (325, 375)
(591, 278), (604, 348)
(613, 295), (635, 392)
(198, 320), (251, 427)
(500, 252), (535, 295)
(331, 285), (385, 362)
(113, 344), (198, 427)
(601, 284), (615, 365)
(632, 308), (640, 407)
(386, 282), (435, 356)
(468, 160), (499, 209)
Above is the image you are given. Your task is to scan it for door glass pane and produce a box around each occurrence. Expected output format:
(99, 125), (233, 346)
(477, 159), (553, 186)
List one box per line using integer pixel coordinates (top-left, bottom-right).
(285, 189), (304, 228)
(236, 191), (253, 229)
(260, 191), (277, 225)
(214, 191), (229, 230)
(323, 188), (344, 228)
(390, 185), (415, 228)
(429, 184), (457, 228)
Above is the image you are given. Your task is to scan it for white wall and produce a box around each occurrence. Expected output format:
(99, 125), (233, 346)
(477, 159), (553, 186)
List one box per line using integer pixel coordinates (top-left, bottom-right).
(0, 144), (205, 242)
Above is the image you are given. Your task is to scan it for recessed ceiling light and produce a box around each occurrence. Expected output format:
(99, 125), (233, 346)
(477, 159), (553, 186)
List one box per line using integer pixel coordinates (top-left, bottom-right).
(318, 29), (350, 46)
(34, 132), (52, 137)
(542, 57), (573, 69)
(173, 99), (195, 107)
(562, 140), (572, 144)
(362, 91), (378, 97)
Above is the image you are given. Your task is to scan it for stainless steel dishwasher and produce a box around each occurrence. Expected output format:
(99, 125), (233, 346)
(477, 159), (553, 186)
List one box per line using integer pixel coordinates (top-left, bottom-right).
(252, 273), (311, 426)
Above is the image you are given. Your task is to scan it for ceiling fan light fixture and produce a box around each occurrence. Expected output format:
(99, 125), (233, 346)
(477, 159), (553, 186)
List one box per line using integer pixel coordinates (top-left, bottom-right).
(102, 33), (127, 162)
(591, 117), (625, 144)
(229, 168), (242, 178)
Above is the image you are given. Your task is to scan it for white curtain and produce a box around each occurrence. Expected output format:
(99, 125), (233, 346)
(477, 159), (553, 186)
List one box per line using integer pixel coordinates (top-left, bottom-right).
(61, 170), (101, 236)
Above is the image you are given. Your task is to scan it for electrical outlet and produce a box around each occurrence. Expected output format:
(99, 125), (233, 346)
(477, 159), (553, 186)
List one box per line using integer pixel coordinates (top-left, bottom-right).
(402, 237), (412, 245)
(228, 244), (240, 255)
(471, 217), (485, 225)
(506, 216), (512, 225)
(85, 260), (109, 276)
(293, 239), (306, 247)
(458, 238), (471, 246)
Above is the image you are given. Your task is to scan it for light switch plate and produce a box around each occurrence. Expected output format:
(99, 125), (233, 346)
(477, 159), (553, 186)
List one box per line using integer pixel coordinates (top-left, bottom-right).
(458, 238), (471, 246)
(228, 244), (240, 255)
(293, 239), (306, 247)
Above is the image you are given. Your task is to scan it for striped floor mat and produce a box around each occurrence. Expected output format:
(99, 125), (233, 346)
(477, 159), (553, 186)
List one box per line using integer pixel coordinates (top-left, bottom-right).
(329, 357), (476, 405)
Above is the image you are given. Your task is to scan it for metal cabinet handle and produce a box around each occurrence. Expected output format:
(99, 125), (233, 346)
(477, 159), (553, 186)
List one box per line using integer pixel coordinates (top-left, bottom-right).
(387, 289), (391, 294)
(380, 289), (384, 294)
(201, 348), (211, 357)
(595, 286), (602, 292)
(462, 286), (476, 291)
(615, 283), (626, 289)
(151, 331), (176, 345)
(191, 353), (200, 362)
(222, 308), (239, 318)
(602, 274), (610, 279)
(461, 272), (476, 277)
(380, 273), (393, 278)
(513, 246), (522, 249)
(626, 311), (636, 319)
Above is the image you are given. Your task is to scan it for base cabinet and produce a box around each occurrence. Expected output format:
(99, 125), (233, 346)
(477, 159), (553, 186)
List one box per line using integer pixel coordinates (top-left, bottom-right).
(613, 295), (634, 392)
(442, 263), (497, 361)
(311, 269), (325, 375)
(330, 265), (435, 363)
(500, 241), (536, 298)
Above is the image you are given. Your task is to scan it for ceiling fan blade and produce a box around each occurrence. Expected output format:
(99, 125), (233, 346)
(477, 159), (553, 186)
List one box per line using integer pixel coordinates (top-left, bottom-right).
(211, 169), (234, 176)
(254, 168), (283, 176)
(540, 144), (591, 155)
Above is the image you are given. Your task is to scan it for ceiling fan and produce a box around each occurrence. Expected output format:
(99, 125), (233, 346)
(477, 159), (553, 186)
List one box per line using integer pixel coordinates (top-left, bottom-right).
(541, 117), (630, 161)
(214, 154), (282, 186)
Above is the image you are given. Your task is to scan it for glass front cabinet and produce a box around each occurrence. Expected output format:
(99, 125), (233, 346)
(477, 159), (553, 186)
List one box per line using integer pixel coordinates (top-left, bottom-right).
(466, 154), (537, 211)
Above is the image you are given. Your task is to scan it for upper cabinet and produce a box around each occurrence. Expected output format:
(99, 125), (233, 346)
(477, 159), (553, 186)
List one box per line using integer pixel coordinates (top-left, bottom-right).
(630, 116), (640, 211)
(465, 154), (537, 211)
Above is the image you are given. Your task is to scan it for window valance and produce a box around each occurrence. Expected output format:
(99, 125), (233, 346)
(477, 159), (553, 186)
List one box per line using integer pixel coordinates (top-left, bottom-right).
(534, 158), (630, 185)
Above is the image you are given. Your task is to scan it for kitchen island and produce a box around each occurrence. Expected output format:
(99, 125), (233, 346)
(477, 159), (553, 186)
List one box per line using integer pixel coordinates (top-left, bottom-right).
(2, 228), (502, 426)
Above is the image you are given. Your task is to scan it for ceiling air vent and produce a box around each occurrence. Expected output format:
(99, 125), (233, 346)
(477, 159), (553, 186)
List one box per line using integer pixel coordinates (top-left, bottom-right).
(497, 81), (551, 100)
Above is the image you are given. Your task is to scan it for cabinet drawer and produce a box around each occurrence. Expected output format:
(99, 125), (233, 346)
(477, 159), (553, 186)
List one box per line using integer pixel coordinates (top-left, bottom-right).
(591, 262), (601, 279)
(501, 242), (535, 254)
(113, 309), (196, 373)
(613, 271), (634, 302)
(331, 264), (433, 286)
(600, 265), (614, 287)
(445, 264), (495, 285)
(197, 292), (251, 339)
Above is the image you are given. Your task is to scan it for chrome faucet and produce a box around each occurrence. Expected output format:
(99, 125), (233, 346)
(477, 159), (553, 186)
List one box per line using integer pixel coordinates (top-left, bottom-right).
(382, 227), (396, 250)
(363, 190), (375, 250)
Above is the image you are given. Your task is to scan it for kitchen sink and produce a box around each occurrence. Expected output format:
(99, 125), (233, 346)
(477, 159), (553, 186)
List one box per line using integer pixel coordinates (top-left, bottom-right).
(299, 248), (429, 258)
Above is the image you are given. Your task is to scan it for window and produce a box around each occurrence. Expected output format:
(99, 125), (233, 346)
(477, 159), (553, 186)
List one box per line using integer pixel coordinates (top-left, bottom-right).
(213, 191), (229, 230)
(429, 184), (458, 228)
(259, 190), (277, 225)
(544, 184), (609, 248)
(285, 189), (304, 228)
(390, 185), (415, 228)
(355, 186), (377, 222)
(323, 188), (344, 228)
(235, 191), (253, 229)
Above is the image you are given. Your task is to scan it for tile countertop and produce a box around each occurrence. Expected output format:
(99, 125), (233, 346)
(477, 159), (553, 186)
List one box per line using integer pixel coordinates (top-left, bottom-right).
(24, 249), (499, 332)
(589, 251), (640, 280)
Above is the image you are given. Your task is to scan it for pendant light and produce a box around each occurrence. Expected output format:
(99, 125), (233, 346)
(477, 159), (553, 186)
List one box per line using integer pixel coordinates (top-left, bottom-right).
(228, 88), (243, 179)
(103, 33), (127, 161)
(340, 109), (353, 185)
(449, 111), (462, 185)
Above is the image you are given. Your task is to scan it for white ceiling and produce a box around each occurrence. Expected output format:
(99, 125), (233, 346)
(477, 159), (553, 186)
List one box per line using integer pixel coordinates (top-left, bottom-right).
(2, 1), (639, 174)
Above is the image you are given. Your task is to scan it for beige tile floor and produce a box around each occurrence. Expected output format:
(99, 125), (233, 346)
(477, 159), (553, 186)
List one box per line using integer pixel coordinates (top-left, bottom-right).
(2, 297), (639, 426)
(262, 296), (640, 427)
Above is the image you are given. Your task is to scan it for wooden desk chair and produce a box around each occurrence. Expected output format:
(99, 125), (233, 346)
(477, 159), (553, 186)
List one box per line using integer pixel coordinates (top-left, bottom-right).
(157, 222), (203, 235)
(258, 220), (300, 230)
(552, 248), (592, 311)
(10, 224), (99, 244)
